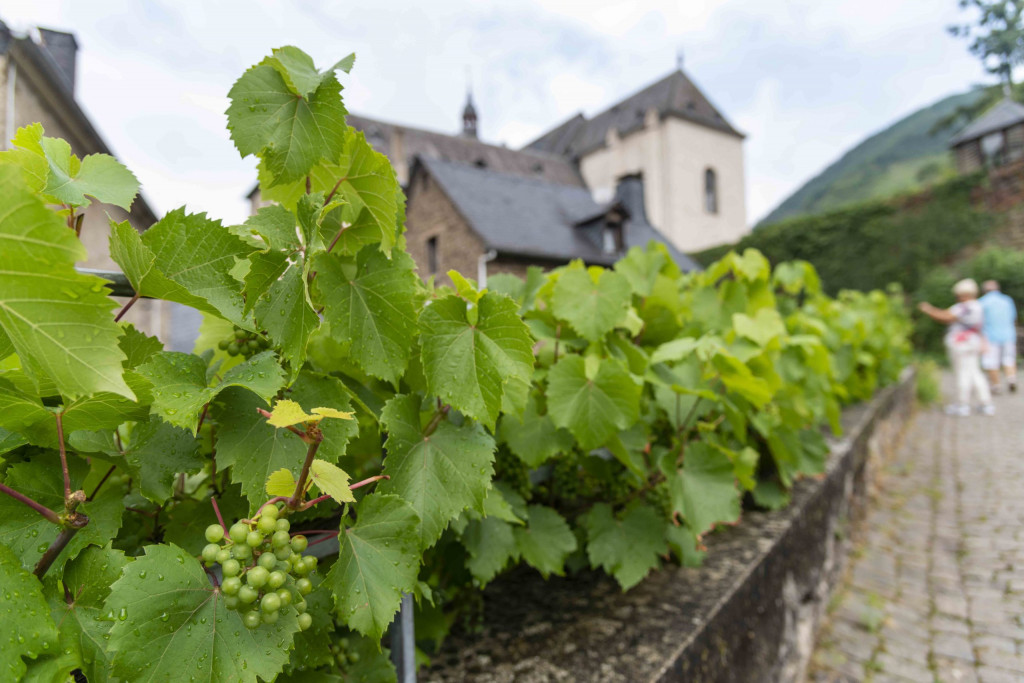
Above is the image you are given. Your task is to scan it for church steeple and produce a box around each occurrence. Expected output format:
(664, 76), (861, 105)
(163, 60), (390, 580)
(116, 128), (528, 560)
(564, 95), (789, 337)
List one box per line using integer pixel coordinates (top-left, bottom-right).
(461, 75), (478, 138)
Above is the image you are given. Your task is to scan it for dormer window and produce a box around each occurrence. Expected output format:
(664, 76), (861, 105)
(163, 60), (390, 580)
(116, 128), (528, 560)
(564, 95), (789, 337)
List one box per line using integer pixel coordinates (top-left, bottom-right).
(603, 226), (621, 254)
(474, 158), (487, 168)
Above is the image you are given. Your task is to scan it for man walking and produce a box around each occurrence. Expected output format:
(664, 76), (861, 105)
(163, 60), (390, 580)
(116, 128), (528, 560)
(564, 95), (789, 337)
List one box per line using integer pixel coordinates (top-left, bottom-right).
(980, 280), (1018, 393)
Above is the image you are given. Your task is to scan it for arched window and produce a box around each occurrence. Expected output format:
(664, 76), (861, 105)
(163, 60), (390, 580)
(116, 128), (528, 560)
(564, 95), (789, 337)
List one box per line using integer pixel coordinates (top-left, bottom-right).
(704, 168), (718, 214)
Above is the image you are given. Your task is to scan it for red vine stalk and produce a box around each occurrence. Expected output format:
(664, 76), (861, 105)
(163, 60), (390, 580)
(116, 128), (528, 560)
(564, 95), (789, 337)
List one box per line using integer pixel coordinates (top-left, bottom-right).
(300, 494), (332, 510)
(114, 292), (141, 322)
(323, 176), (348, 205)
(88, 465), (117, 501)
(0, 483), (61, 524)
(308, 531), (340, 548)
(210, 496), (228, 532)
(35, 523), (85, 578)
(349, 474), (389, 491)
(255, 496), (289, 518)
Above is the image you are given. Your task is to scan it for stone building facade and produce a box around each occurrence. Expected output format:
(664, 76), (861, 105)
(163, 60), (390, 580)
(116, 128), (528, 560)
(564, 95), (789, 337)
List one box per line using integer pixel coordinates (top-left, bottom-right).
(951, 98), (1024, 174)
(0, 22), (177, 344)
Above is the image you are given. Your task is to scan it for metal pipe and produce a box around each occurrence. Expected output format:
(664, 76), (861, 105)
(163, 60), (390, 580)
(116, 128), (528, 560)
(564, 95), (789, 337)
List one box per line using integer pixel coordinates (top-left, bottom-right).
(5, 58), (16, 146)
(477, 249), (497, 288)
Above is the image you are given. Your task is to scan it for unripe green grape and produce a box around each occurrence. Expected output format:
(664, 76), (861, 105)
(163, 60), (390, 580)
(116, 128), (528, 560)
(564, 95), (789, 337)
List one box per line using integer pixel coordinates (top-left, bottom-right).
(276, 588), (292, 606)
(229, 522), (249, 544)
(274, 546), (292, 561)
(205, 524), (225, 543)
(275, 518), (290, 532)
(201, 544), (220, 564)
(247, 339), (260, 351)
(303, 555), (318, 572)
(238, 585), (259, 605)
(257, 516), (277, 535)
(297, 613), (313, 631)
(221, 577), (241, 596)
(225, 596), (239, 610)
(222, 559), (241, 577)
(295, 577), (312, 596)
(227, 342), (240, 356)
(257, 552), (277, 570)
(218, 339), (230, 351)
(246, 530), (263, 547)
(261, 592), (281, 613)
(243, 611), (261, 629)
(272, 530), (290, 548)
(262, 504), (279, 520)
(293, 560), (310, 576)
(290, 535), (308, 553)
(295, 599), (307, 614)
(235, 328), (248, 340)
(246, 566), (269, 588)
(215, 549), (231, 565)
(276, 560), (292, 573)
(262, 610), (279, 625)
(348, 652), (360, 664)
(267, 570), (286, 590)
(231, 544), (252, 561)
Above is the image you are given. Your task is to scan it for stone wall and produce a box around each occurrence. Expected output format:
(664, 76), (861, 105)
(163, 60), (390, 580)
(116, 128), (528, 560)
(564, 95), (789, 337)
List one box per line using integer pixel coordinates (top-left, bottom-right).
(424, 369), (916, 683)
(405, 169), (486, 286)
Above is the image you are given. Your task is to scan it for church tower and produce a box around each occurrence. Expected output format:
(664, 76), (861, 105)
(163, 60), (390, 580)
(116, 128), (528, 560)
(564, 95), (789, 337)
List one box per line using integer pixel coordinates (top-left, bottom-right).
(461, 88), (478, 139)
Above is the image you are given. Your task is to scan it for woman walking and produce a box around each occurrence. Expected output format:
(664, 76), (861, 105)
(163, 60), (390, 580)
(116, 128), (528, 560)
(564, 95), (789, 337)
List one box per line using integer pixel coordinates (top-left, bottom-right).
(918, 278), (994, 416)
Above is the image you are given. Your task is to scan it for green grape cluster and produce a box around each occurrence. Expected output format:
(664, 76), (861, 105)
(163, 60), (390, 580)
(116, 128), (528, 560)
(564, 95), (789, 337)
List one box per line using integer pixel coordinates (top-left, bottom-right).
(548, 455), (583, 502)
(647, 482), (673, 517)
(493, 448), (531, 498)
(217, 325), (272, 358)
(328, 637), (360, 672)
(201, 504), (315, 631)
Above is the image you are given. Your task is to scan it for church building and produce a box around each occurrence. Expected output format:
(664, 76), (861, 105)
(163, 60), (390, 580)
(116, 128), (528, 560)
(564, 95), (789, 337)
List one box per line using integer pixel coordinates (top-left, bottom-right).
(250, 65), (748, 283)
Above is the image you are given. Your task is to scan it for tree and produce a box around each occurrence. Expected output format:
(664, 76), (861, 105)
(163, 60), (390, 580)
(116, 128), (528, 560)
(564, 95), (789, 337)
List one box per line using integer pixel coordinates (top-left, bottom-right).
(950, 0), (1024, 86)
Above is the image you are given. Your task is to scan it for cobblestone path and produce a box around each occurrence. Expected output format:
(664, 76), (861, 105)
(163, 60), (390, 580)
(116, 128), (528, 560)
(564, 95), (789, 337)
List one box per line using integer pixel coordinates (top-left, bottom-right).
(810, 383), (1024, 682)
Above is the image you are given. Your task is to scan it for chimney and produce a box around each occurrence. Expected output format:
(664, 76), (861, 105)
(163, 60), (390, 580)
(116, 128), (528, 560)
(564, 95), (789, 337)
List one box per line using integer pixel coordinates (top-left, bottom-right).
(614, 173), (649, 225)
(38, 28), (78, 94)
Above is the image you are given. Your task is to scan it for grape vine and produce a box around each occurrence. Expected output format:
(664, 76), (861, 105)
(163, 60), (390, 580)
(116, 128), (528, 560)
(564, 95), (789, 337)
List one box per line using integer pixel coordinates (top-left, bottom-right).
(0, 44), (912, 682)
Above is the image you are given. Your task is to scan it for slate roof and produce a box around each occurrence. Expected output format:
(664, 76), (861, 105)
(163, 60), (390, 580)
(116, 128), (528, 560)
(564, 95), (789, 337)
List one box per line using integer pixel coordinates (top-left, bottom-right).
(414, 155), (699, 271)
(526, 69), (743, 158)
(950, 98), (1024, 146)
(346, 113), (584, 186)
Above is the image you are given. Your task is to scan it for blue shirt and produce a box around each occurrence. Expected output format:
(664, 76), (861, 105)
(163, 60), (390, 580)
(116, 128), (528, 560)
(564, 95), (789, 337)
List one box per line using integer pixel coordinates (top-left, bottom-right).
(980, 291), (1018, 344)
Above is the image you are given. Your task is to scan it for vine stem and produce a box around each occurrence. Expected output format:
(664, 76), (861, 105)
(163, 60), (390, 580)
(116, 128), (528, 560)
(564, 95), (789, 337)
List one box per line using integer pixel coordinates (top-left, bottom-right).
(349, 474), (389, 491)
(56, 412), (71, 500)
(300, 494), (332, 510)
(308, 531), (340, 548)
(195, 402), (210, 435)
(210, 496), (228, 532)
(323, 176), (348, 205)
(114, 292), (140, 322)
(35, 523), (86, 578)
(0, 483), (61, 524)
(88, 466), (117, 502)
(288, 437), (323, 509)
(423, 405), (450, 438)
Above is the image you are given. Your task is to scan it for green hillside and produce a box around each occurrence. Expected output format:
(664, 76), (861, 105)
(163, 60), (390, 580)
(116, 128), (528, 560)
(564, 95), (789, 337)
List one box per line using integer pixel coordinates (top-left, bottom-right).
(760, 89), (986, 226)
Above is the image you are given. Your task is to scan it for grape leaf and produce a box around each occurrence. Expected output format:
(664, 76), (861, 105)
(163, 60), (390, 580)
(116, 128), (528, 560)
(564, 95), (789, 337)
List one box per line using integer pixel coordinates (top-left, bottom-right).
(105, 543), (299, 682)
(546, 355), (641, 451)
(326, 494), (420, 640)
(285, 580), (335, 670)
(249, 256), (319, 367)
(314, 246), (420, 385)
(33, 545), (127, 683)
(265, 399), (352, 427)
(265, 468), (296, 497)
(39, 136), (139, 209)
(309, 460), (355, 504)
(666, 442), (740, 537)
(256, 129), (402, 253)
(118, 324), (163, 369)
(583, 503), (667, 590)
(122, 416), (204, 504)
(550, 265), (631, 342)
(109, 209), (252, 324)
(512, 505), (577, 578)
(0, 165), (133, 400)
(461, 516), (518, 585)
(226, 58), (348, 185)
(732, 308), (787, 347)
(614, 244), (667, 297)
(665, 524), (706, 568)
(419, 292), (534, 428)
(0, 123), (48, 190)
(0, 454), (124, 571)
(261, 46), (355, 98)
(139, 350), (285, 432)
(0, 542), (58, 680)
(378, 394), (496, 548)
(497, 395), (574, 468)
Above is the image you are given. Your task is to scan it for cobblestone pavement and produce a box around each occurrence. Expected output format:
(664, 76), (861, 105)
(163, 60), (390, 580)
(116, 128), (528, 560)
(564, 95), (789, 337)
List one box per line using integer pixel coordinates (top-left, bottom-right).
(810, 380), (1024, 682)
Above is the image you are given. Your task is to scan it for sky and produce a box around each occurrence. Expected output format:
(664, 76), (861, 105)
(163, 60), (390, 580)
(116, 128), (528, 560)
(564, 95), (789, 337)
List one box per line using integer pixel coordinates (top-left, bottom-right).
(2, 0), (993, 226)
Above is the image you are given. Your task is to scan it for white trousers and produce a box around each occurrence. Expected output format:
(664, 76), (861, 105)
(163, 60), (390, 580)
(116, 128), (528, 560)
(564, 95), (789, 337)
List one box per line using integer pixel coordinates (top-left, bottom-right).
(948, 339), (992, 406)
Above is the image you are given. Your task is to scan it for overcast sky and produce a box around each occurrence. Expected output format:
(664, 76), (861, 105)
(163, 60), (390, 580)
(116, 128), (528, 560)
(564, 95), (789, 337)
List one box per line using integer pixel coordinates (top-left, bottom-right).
(3, 0), (992, 226)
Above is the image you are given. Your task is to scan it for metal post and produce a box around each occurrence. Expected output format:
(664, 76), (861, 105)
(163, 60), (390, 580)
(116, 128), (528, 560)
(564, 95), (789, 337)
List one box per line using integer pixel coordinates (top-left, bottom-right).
(390, 593), (416, 683)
